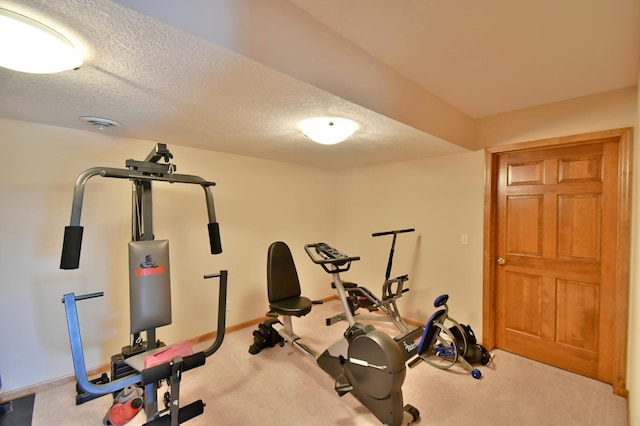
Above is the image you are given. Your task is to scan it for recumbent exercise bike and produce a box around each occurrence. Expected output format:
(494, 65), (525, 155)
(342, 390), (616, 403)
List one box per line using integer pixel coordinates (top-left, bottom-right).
(250, 241), (420, 425)
(408, 294), (491, 379)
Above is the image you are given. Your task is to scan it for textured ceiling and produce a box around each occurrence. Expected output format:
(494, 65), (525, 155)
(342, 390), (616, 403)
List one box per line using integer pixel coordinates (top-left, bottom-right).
(0, 0), (638, 169)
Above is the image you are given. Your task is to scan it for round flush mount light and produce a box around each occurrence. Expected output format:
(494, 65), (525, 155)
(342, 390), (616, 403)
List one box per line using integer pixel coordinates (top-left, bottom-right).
(0, 8), (82, 74)
(79, 116), (121, 130)
(298, 117), (358, 145)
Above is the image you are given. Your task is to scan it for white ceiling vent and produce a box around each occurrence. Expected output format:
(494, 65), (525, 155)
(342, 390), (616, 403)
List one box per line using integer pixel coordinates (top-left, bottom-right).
(79, 116), (121, 130)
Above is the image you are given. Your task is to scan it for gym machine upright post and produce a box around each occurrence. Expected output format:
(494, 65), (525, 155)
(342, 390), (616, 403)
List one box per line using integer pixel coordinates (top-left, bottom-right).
(59, 144), (227, 425)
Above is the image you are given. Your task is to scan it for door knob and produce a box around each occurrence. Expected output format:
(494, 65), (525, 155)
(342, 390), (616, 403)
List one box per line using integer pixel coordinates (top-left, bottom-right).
(497, 257), (505, 265)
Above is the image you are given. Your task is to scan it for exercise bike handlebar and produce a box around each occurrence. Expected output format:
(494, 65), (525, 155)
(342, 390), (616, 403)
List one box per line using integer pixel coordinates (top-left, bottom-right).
(371, 228), (415, 237)
(371, 228), (415, 280)
(304, 243), (360, 274)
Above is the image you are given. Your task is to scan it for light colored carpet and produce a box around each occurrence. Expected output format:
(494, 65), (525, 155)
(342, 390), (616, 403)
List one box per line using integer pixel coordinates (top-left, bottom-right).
(32, 300), (627, 425)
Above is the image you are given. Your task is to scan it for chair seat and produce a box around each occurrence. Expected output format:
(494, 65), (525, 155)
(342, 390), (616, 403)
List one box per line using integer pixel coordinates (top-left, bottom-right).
(270, 296), (312, 317)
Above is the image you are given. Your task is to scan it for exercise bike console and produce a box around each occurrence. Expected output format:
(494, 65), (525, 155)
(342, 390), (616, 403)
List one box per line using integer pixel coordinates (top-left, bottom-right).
(305, 242), (359, 272)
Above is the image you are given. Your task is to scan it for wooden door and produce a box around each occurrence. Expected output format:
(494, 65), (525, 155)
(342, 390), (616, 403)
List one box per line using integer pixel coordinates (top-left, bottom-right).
(483, 129), (632, 395)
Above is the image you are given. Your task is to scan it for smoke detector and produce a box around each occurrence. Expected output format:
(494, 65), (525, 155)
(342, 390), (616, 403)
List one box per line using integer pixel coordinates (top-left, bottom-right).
(79, 116), (121, 130)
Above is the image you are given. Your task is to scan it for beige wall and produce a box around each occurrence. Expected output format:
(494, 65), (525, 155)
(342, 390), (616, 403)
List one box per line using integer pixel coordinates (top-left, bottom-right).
(477, 85), (639, 424)
(627, 81), (640, 426)
(476, 86), (637, 148)
(0, 118), (337, 393)
(1, 84), (638, 421)
(334, 87), (638, 421)
(333, 150), (486, 331)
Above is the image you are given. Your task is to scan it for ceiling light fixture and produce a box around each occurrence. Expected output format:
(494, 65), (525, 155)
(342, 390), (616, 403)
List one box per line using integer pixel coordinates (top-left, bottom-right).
(0, 8), (82, 74)
(298, 117), (358, 145)
(79, 116), (121, 130)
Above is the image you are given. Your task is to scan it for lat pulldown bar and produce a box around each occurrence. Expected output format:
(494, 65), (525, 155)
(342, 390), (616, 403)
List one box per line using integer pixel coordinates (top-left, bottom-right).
(60, 144), (222, 270)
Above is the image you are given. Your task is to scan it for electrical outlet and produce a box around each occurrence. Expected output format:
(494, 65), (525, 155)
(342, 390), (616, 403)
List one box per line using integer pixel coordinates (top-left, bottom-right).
(461, 234), (469, 245)
(226, 300), (231, 312)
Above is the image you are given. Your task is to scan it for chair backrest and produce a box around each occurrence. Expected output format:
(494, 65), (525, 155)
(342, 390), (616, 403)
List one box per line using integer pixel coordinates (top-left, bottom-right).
(267, 241), (302, 303)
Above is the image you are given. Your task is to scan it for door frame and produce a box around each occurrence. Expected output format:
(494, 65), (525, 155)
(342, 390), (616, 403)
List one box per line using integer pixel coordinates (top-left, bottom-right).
(482, 127), (633, 396)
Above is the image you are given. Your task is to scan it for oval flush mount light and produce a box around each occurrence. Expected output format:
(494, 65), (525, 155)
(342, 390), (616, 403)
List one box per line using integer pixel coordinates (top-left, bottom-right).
(79, 116), (121, 130)
(0, 8), (82, 74)
(298, 117), (358, 145)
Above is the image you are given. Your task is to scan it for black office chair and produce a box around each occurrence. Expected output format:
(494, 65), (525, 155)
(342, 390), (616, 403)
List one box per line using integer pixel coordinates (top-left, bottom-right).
(267, 241), (313, 335)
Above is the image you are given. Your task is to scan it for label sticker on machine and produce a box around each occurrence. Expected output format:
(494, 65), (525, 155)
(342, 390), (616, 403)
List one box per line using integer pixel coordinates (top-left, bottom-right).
(135, 254), (165, 277)
(402, 335), (422, 354)
(349, 357), (387, 370)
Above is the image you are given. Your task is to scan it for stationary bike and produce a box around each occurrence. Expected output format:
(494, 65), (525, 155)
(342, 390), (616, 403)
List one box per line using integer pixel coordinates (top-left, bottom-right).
(251, 241), (420, 425)
(325, 229), (424, 361)
(408, 294), (490, 379)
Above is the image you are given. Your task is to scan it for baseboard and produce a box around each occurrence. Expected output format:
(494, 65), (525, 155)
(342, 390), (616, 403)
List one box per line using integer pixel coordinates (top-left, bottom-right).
(0, 295), (346, 403)
(0, 374), (72, 404)
(403, 317), (424, 328)
(0, 315), (271, 404)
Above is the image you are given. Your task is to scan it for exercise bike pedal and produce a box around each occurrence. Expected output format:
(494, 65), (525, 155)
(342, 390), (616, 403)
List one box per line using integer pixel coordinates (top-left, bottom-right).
(335, 383), (354, 397)
(163, 390), (171, 409)
(404, 404), (420, 422)
(335, 368), (353, 396)
(335, 384), (353, 397)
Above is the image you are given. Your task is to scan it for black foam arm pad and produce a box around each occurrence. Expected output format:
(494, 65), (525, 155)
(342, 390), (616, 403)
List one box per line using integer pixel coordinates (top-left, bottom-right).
(208, 222), (222, 254)
(60, 226), (83, 270)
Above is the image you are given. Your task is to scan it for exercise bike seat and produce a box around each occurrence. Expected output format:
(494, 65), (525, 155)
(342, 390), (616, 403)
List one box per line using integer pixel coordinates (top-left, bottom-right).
(417, 309), (447, 356)
(267, 241), (312, 317)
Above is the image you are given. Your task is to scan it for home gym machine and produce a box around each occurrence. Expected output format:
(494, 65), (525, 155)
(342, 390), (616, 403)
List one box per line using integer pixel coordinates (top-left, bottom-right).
(325, 229), (423, 361)
(251, 241), (420, 425)
(59, 144), (228, 425)
(408, 294), (490, 379)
